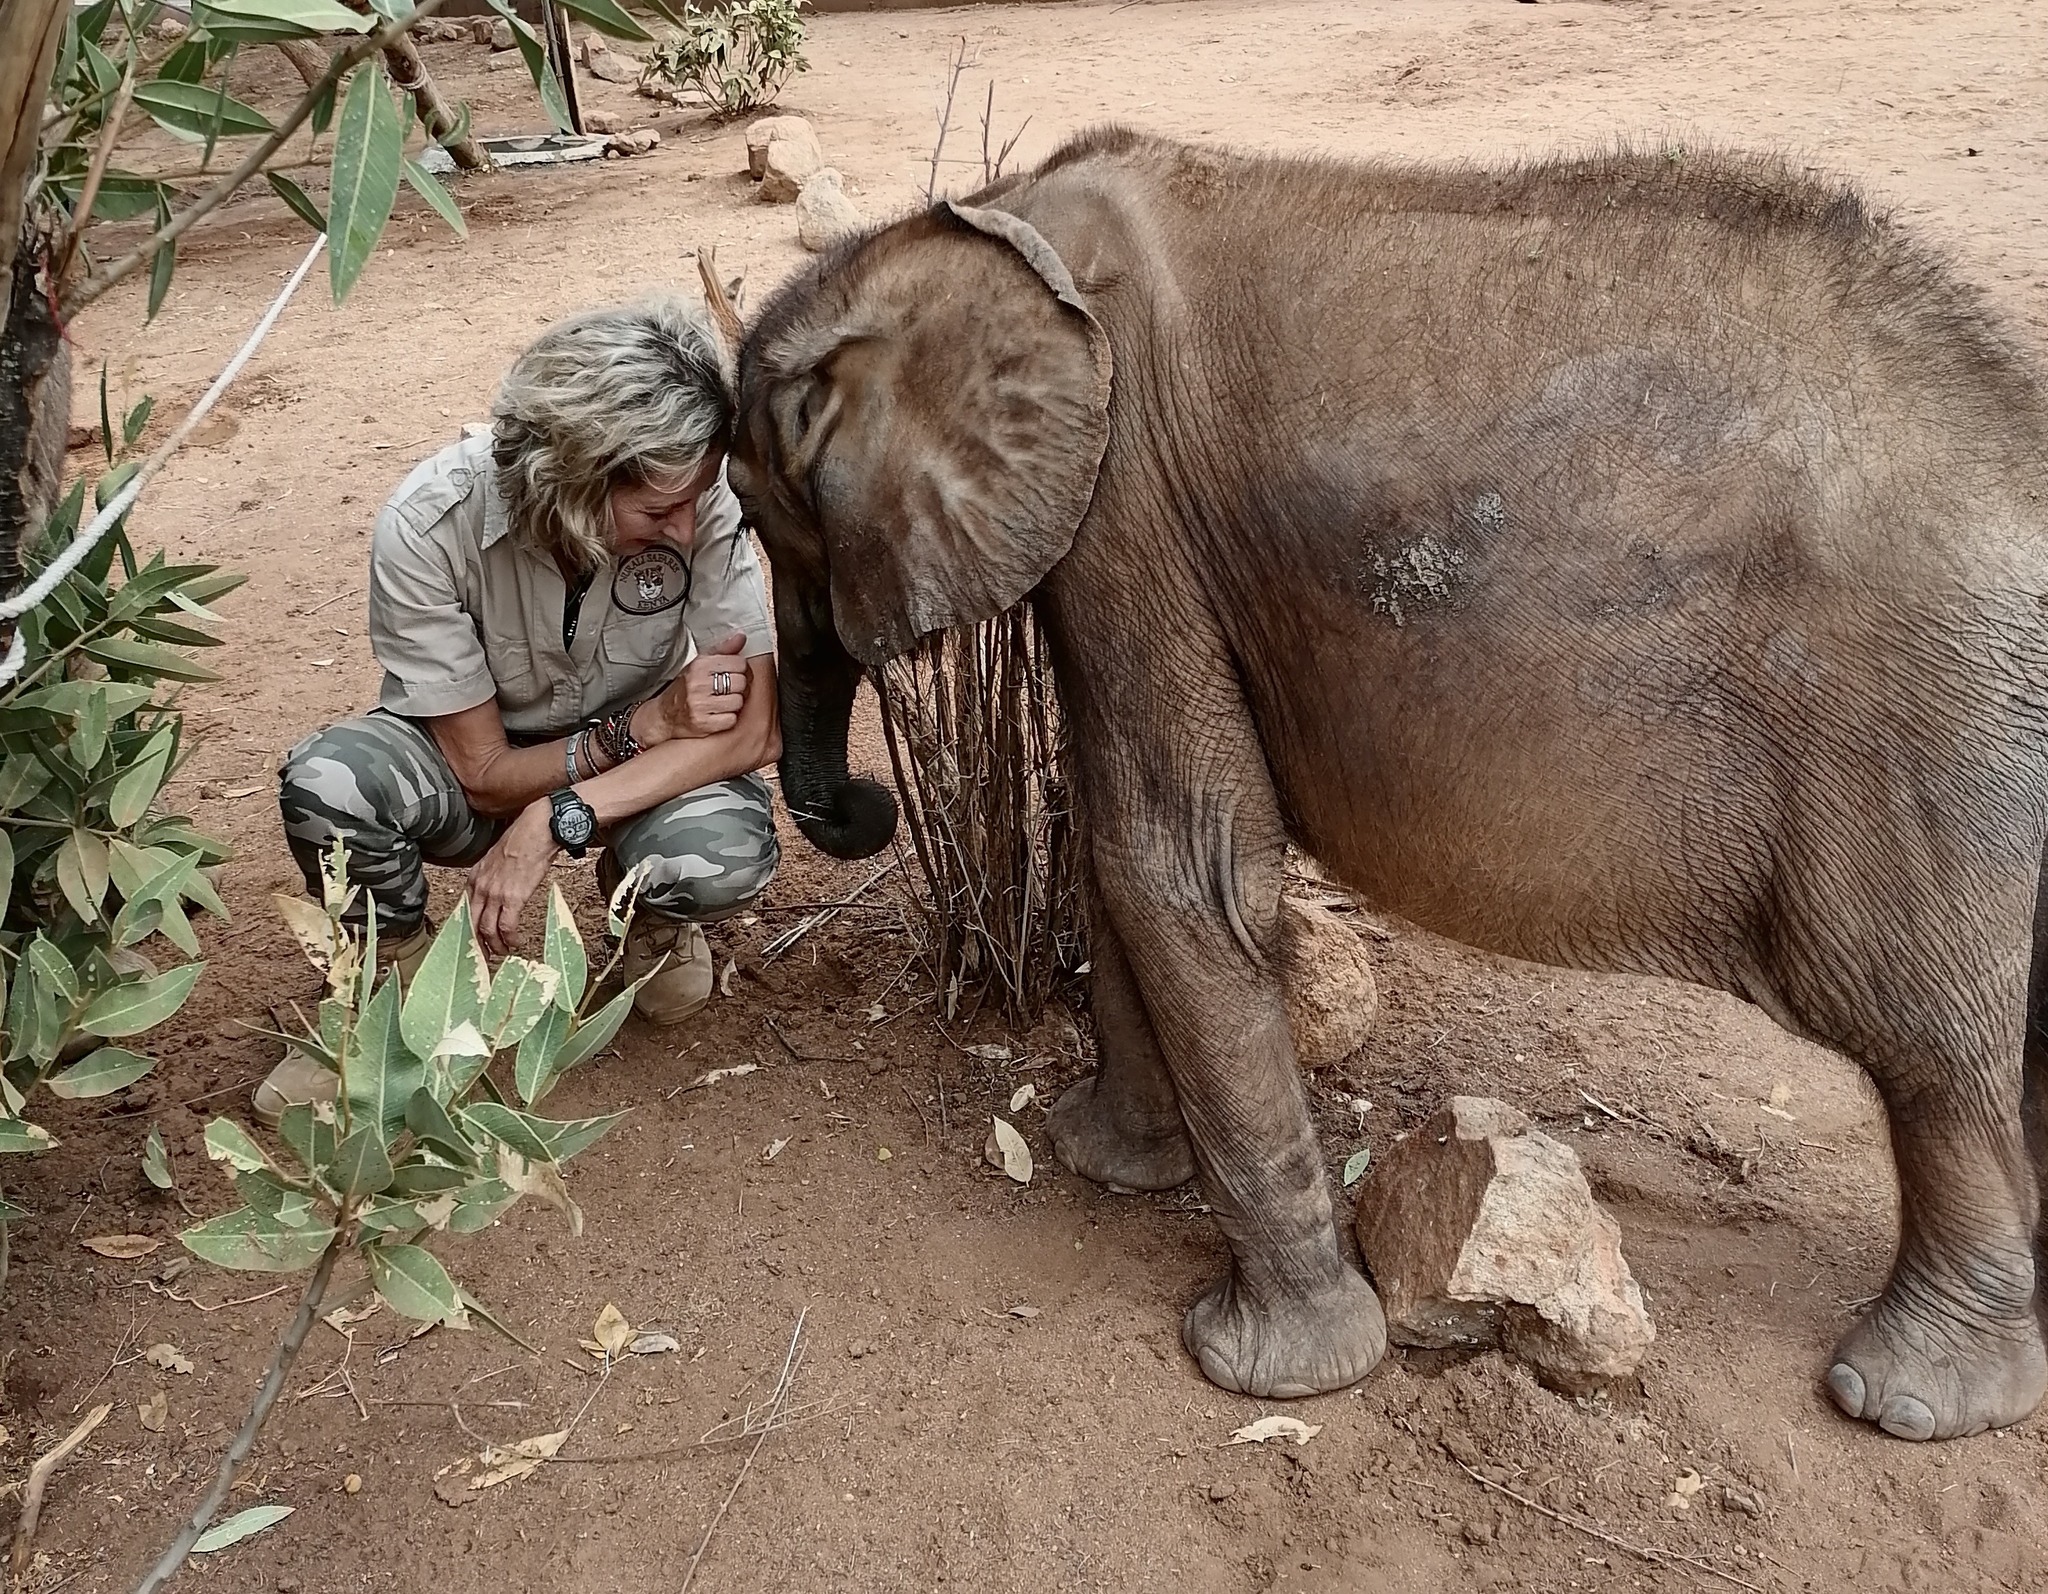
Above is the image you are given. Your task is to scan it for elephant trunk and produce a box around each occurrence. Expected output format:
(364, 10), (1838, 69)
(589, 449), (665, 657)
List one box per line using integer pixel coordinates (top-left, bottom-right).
(775, 586), (898, 860)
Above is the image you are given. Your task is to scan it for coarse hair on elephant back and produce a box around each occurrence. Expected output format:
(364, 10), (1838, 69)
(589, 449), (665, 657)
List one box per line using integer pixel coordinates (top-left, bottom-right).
(732, 202), (1114, 666)
(491, 294), (733, 576)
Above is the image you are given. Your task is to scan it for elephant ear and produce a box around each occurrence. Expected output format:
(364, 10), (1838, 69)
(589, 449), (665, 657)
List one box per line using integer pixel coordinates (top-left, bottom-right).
(802, 202), (1113, 665)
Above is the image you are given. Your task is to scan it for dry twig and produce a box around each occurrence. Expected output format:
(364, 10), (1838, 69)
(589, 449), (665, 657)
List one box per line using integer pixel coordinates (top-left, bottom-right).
(10, 1403), (112, 1578)
(678, 1309), (808, 1594)
(1454, 1461), (1763, 1594)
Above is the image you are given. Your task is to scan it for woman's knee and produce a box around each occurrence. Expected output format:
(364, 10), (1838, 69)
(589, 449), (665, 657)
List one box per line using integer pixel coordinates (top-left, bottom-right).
(623, 780), (780, 920)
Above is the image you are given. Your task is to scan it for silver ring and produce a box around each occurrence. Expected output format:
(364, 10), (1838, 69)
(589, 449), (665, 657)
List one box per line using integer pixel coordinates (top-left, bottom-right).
(713, 671), (732, 695)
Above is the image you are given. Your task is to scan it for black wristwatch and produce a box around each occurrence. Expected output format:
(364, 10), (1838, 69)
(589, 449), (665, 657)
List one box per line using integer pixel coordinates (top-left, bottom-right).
(547, 788), (598, 859)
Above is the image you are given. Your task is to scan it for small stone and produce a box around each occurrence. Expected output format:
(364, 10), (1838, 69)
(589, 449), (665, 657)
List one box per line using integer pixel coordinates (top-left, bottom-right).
(746, 114), (820, 181)
(1722, 1484), (1763, 1517)
(604, 128), (659, 157)
(468, 16), (496, 44)
(1353, 1095), (1655, 1393)
(149, 14), (186, 39)
(796, 169), (863, 251)
(487, 51), (523, 72)
(65, 423), (97, 452)
(1279, 896), (1378, 1070)
(343, 1472), (362, 1494)
(277, 1577), (302, 1594)
(1208, 1482), (1235, 1502)
(579, 34), (609, 65)
(488, 18), (515, 51)
(581, 109), (622, 134)
(587, 50), (639, 84)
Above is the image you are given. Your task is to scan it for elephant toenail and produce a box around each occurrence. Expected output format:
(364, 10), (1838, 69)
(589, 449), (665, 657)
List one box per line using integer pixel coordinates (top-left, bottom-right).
(1195, 1345), (1246, 1393)
(1877, 1396), (1937, 1442)
(1826, 1362), (1868, 1417)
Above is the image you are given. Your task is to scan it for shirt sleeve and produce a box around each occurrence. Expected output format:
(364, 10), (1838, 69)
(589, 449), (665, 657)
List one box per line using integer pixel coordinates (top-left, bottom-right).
(683, 470), (775, 659)
(367, 507), (498, 718)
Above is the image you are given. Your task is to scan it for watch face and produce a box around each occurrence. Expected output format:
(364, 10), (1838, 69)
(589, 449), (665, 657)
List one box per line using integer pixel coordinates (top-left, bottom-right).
(613, 547), (691, 616)
(554, 799), (596, 849)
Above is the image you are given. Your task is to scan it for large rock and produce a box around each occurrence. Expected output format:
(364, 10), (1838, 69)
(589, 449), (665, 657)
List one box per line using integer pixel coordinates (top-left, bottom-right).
(1280, 896), (1378, 1070)
(746, 115), (821, 180)
(586, 48), (640, 84)
(796, 169), (863, 251)
(488, 17), (514, 50)
(1354, 1096), (1654, 1394)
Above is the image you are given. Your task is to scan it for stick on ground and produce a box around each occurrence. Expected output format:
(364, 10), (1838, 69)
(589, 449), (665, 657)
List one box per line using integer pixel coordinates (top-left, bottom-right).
(11, 1401), (112, 1577)
(678, 1308), (808, 1594)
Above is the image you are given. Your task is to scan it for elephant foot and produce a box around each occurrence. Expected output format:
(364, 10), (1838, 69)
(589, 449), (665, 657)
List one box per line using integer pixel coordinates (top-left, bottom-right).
(1182, 1262), (1387, 1399)
(1826, 1285), (2047, 1441)
(1047, 1073), (1195, 1191)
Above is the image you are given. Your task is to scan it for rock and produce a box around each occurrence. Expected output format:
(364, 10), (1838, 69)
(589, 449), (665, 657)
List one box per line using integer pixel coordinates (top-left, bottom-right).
(580, 33), (608, 65)
(604, 128), (660, 158)
(581, 109), (622, 134)
(746, 114), (820, 180)
(587, 49), (640, 85)
(488, 18), (514, 51)
(148, 14), (187, 39)
(796, 169), (863, 251)
(1353, 1095), (1654, 1393)
(468, 16), (496, 44)
(486, 50), (522, 72)
(1279, 896), (1378, 1070)
(759, 137), (823, 202)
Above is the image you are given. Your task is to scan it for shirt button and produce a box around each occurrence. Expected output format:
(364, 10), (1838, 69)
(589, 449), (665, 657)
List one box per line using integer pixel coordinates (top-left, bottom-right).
(448, 467), (473, 491)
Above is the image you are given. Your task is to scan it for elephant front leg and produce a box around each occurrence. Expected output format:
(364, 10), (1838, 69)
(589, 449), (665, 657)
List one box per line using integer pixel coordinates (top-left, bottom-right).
(1095, 820), (1385, 1400)
(1048, 908), (1196, 1191)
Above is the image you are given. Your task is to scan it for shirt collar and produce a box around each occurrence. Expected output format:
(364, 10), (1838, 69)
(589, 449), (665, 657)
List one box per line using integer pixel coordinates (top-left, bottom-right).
(465, 429), (513, 550)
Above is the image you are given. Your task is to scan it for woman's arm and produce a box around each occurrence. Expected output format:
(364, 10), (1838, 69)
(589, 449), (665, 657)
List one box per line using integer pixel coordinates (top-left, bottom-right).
(427, 641), (774, 820)
(464, 657), (780, 955)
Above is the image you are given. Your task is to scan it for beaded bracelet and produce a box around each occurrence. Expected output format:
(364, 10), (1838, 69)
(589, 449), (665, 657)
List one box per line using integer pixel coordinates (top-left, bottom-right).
(592, 702), (646, 767)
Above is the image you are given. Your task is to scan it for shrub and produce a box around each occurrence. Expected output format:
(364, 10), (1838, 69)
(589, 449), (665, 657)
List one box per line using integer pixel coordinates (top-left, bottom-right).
(640, 0), (811, 116)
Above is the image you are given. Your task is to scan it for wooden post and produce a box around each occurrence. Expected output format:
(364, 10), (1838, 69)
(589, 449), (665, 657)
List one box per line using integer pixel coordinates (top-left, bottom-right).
(543, 2), (584, 137)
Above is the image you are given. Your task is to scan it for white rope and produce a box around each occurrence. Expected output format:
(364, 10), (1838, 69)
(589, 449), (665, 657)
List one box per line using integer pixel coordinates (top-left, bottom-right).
(0, 233), (328, 689)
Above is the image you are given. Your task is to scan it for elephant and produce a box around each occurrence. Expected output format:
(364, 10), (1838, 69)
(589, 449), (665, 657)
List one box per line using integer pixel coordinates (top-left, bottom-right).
(721, 128), (2048, 1443)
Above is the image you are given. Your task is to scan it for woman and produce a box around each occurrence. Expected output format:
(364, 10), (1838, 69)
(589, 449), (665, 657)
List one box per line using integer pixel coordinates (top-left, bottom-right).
(264, 295), (780, 1123)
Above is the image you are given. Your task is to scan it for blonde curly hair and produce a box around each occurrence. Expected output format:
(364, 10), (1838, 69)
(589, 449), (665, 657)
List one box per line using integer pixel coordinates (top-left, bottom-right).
(491, 295), (732, 574)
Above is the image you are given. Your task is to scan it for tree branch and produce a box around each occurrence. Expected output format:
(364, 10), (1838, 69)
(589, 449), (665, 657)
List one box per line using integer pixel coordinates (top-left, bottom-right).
(52, 46), (139, 286)
(128, 1232), (345, 1594)
(59, 0), (453, 320)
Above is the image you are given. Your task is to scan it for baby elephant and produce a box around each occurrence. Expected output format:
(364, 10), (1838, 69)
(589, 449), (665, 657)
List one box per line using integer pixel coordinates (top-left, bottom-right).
(725, 129), (2048, 1442)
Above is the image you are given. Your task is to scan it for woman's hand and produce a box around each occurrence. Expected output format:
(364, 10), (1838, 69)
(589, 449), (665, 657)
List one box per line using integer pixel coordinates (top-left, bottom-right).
(468, 800), (558, 957)
(642, 633), (750, 742)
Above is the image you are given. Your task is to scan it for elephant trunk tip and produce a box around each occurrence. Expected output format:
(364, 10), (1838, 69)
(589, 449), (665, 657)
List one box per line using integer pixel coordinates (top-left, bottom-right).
(784, 771), (899, 860)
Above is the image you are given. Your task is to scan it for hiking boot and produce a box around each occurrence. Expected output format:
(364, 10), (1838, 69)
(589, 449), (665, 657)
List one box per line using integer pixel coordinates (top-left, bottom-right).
(622, 915), (714, 1026)
(252, 919), (436, 1127)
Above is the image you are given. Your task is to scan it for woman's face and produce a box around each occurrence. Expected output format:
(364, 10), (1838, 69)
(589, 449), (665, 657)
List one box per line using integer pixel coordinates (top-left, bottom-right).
(608, 452), (724, 557)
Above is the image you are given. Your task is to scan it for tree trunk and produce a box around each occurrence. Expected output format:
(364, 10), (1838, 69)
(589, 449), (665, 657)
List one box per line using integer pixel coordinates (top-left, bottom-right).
(280, 30), (490, 174)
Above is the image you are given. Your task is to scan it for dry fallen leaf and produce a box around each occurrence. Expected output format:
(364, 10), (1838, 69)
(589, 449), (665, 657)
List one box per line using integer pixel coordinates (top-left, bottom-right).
(83, 1234), (161, 1260)
(591, 1303), (633, 1360)
(628, 1332), (680, 1356)
(145, 1342), (195, 1375)
(1009, 1083), (1037, 1113)
(693, 1063), (758, 1089)
(964, 1043), (1012, 1062)
(471, 1429), (569, 1491)
(718, 959), (737, 998)
(138, 1390), (167, 1433)
(865, 1002), (886, 1024)
(763, 1137), (789, 1162)
(876, 1146), (893, 1162)
(222, 784), (263, 799)
(1667, 1469), (1707, 1511)
(323, 1300), (382, 1333)
(985, 1116), (1033, 1184)
(1006, 1304), (1040, 1320)
(1227, 1416), (1322, 1448)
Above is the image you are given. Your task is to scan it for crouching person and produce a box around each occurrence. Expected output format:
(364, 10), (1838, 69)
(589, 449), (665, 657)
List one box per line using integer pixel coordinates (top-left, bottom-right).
(263, 295), (780, 1124)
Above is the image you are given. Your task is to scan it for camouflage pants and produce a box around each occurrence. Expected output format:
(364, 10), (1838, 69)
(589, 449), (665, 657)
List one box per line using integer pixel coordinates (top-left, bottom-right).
(278, 710), (778, 933)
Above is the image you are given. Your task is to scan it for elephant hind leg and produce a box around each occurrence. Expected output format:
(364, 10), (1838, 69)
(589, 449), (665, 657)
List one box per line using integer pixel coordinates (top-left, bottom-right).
(1047, 904), (1196, 1191)
(2023, 846), (2048, 1320)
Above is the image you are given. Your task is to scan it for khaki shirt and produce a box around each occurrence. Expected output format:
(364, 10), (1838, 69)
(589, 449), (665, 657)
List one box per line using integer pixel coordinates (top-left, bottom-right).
(367, 432), (774, 739)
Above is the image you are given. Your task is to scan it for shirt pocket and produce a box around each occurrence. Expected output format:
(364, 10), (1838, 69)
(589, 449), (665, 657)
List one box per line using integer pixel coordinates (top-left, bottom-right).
(480, 628), (546, 722)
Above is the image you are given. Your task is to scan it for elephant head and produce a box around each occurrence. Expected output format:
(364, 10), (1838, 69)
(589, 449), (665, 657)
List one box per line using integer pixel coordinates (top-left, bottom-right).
(726, 202), (1114, 859)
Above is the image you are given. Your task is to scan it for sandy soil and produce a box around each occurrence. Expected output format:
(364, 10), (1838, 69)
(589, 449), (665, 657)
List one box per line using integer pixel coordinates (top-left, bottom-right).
(12, 0), (2048, 1589)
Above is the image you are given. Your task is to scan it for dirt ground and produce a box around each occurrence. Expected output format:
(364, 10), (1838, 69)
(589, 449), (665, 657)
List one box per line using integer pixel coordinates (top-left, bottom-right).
(13, 0), (2048, 1589)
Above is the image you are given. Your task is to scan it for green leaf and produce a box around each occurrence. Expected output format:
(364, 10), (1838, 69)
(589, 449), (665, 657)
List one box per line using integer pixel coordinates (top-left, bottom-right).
(326, 1124), (394, 1200)
(0, 1120), (57, 1155)
(550, 0), (650, 42)
(107, 739), (174, 829)
(147, 198), (175, 320)
(278, 1101), (339, 1181)
(346, 974), (420, 1137)
(366, 1242), (468, 1326)
(78, 961), (202, 1037)
(512, 1002), (569, 1107)
(0, 829), (15, 920)
(446, 1177), (517, 1234)
(325, 58), (404, 302)
(546, 986), (636, 1082)
(400, 155), (465, 238)
(399, 899), (487, 1074)
(143, 1125), (174, 1189)
(543, 883), (586, 1012)
(122, 395), (155, 450)
(266, 170), (328, 234)
(0, 755), (53, 814)
(384, 1156), (470, 1197)
(404, 1088), (475, 1166)
(16, 680), (152, 720)
(132, 78), (275, 142)
(47, 1046), (153, 1099)
(234, 1167), (315, 1226)
(463, 1101), (622, 1166)
(80, 635), (220, 683)
(56, 828), (111, 924)
(488, 2), (569, 132)
(481, 957), (558, 1053)
(1342, 1148), (1372, 1189)
(191, 1504), (294, 1553)
(70, 686), (110, 770)
(26, 936), (79, 1006)
(199, 0), (374, 34)
(204, 1116), (271, 1173)
(181, 1207), (335, 1272)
